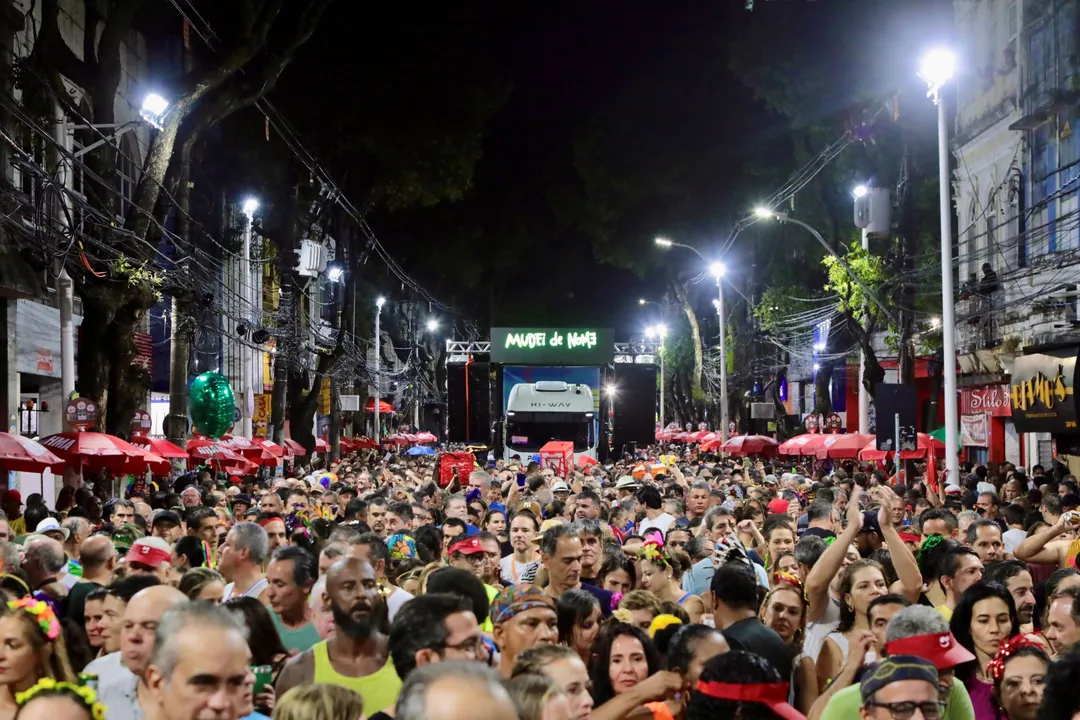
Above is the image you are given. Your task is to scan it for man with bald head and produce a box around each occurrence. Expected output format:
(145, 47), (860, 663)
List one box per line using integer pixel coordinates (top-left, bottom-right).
(396, 661), (518, 720)
(66, 535), (117, 624)
(275, 557), (402, 715)
(93, 584), (189, 720)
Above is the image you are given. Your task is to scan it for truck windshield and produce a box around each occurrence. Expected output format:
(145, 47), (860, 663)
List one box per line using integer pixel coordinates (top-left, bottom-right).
(506, 421), (593, 452)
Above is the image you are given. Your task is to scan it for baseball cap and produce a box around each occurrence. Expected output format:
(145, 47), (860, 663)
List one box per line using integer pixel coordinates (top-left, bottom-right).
(767, 498), (789, 515)
(34, 518), (69, 541)
(861, 511), (883, 536)
(695, 679), (802, 720)
(945, 484), (963, 495)
(551, 480), (570, 493)
(763, 474), (778, 486)
(125, 536), (172, 568)
(152, 510), (181, 528)
(860, 656), (939, 703)
(884, 631), (975, 669)
(233, 494), (252, 507)
(448, 536), (485, 556)
(977, 482), (997, 496)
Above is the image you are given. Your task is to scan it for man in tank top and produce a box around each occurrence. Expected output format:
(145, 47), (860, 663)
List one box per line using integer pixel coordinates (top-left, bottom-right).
(275, 557), (402, 715)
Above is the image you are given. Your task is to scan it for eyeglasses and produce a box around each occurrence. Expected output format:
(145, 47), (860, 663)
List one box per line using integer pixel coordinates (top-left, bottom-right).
(865, 701), (946, 720)
(437, 635), (489, 659)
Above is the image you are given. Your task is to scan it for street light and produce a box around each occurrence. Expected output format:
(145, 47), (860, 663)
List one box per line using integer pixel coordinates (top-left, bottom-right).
(241, 197), (259, 217)
(754, 207), (775, 219)
(374, 296), (386, 443)
(655, 239), (730, 441)
(327, 265), (344, 282)
(930, 316), (941, 329)
(238, 195), (260, 438)
(853, 184), (869, 199)
(140, 93), (169, 128)
(921, 47), (960, 478)
(426, 318), (438, 332)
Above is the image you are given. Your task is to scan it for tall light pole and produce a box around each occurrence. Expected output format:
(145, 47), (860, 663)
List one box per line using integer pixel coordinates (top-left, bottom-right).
(646, 324), (668, 429)
(853, 184), (871, 435)
(239, 197), (259, 438)
(655, 237), (730, 436)
(710, 262), (729, 440)
(921, 48), (960, 478)
(374, 296), (386, 443)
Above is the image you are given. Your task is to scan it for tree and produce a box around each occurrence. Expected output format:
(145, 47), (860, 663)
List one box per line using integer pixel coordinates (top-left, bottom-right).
(26, 0), (335, 436)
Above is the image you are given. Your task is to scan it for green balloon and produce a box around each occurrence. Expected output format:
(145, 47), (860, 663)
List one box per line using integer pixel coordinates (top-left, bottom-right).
(188, 372), (235, 439)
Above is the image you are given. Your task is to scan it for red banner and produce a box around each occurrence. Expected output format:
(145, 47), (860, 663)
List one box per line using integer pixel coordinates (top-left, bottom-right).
(961, 385), (1012, 417)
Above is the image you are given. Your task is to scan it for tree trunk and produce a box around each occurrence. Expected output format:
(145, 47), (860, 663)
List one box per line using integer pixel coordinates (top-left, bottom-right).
(812, 361), (833, 418)
(671, 280), (706, 402)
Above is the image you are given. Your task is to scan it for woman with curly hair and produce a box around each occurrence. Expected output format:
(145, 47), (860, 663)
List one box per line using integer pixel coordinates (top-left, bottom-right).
(616, 591), (663, 633)
(0, 598), (75, 720)
(637, 543), (704, 622)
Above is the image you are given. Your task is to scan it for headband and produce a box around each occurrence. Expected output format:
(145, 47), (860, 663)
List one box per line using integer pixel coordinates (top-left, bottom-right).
(9, 598), (60, 640)
(987, 635), (1044, 683)
(16, 678), (106, 720)
(696, 681), (788, 704)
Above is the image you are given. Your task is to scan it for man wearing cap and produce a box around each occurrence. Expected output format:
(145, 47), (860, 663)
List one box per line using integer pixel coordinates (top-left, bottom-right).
(490, 583), (557, 677)
(125, 537), (173, 582)
(232, 493), (253, 519)
(859, 656), (943, 720)
(449, 536), (490, 583)
(149, 510), (182, 543)
(814, 605), (976, 720)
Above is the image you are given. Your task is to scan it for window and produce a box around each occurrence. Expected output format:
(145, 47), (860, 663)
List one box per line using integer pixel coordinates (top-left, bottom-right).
(114, 135), (137, 221)
(966, 200), (980, 277)
(1006, 0), (1017, 42)
(985, 199), (997, 265)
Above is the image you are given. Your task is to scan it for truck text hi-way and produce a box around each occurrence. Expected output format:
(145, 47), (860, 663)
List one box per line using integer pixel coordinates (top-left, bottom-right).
(503, 381), (596, 462)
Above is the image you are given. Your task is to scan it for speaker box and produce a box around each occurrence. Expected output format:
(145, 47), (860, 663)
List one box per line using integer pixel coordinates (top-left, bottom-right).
(612, 364), (657, 454)
(447, 363), (491, 444)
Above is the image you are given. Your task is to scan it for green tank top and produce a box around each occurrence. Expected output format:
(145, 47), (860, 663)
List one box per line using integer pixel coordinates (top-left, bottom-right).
(311, 640), (402, 714)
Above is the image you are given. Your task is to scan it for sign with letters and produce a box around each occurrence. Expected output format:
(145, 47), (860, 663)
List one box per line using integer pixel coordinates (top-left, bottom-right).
(490, 328), (614, 365)
(961, 385), (1012, 417)
(1010, 352), (1078, 433)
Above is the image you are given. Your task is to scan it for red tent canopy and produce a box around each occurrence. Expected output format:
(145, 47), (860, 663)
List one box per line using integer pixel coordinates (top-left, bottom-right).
(815, 433), (877, 460)
(364, 399), (395, 413)
(777, 434), (827, 456)
(282, 438), (307, 457)
(0, 433), (65, 473)
(186, 439), (249, 468)
(859, 433), (947, 461)
(722, 434), (779, 457)
(39, 431), (162, 472)
(314, 438), (329, 452)
(130, 435), (188, 459)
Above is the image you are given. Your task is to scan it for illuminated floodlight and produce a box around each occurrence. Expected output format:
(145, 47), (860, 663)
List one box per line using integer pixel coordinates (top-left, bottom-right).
(709, 262), (726, 279)
(853, 184), (869, 199)
(426, 318), (438, 332)
(241, 197), (260, 216)
(655, 237), (673, 247)
(376, 296), (386, 308)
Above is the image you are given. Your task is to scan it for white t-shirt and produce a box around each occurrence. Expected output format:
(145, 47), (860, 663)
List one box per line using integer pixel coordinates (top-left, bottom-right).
(500, 555), (538, 586)
(639, 513), (676, 539)
(388, 586), (414, 621)
(1003, 527), (1027, 554)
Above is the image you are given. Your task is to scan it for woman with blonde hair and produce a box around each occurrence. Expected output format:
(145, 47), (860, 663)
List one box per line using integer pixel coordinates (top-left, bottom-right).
(506, 673), (573, 720)
(273, 683), (366, 720)
(0, 598), (75, 720)
(177, 567), (226, 603)
(615, 590), (663, 632)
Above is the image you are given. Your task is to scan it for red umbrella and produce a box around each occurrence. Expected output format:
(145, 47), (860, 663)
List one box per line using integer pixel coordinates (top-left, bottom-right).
(721, 434), (779, 457)
(700, 438), (722, 452)
(859, 433), (947, 461)
(674, 432), (693, 442)
(249, 438), (285, 457)
(385, 433), (411, 445)
(186, 439), (249, 468)
(130, 435), (188, 460)
(282, 438), (307, 457)
(687, 431), (711, 443)
(0, 433), (65, 473)
(815, 433), (877, 460)
(224, 459), (260, 477)
(364, 399), (395, 413)
(414, 432), (438, 444)
(338, 437), (356, 451)
(352, 436), (379, 450)
(39, 432), (153, 469)
(314, 438), (330, 452)
(777, 434), (827, 456)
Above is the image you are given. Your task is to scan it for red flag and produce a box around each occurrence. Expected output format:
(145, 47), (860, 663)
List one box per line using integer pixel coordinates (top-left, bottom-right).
(927, 457), (939, 493)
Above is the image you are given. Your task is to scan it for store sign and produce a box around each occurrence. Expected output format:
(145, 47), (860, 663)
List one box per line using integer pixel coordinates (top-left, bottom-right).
(130, 410), (152, 436)
(1010, 352), (1078, 433)
(961, 385), (1012, 417)
(15, 300), (81, 379)
(961, 413), (989, 446)
(490, 328), (614, 365)
(65, 395), (99, 431)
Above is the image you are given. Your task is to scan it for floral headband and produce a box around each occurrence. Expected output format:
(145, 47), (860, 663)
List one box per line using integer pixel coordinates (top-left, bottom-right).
(987, 635), (1044, 683)
(639, 540), (670, 568)
(16, 678), (106, 720)
(9, 598), (59, 640)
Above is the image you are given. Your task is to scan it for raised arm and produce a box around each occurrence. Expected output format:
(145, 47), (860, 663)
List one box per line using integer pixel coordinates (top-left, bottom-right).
(1015, 518), (1072, 566)
(875, 487), (923, 602)
(805, 487), (862, 623)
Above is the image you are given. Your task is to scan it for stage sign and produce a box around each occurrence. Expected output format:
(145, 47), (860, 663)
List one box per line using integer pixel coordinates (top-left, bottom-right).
(490, 328), (614, 365)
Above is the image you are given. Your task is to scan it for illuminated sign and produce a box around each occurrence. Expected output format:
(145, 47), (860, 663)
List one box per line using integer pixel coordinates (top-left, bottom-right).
(490, 328), (614, 365)
(1011, 352), (1079, 433)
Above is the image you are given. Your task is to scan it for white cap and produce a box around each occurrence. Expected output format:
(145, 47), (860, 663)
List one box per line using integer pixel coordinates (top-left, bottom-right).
(34, 517), (69, 540)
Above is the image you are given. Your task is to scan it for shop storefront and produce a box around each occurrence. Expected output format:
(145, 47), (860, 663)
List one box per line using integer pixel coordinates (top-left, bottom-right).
(960, 384), (1019, 466)
(1010, 348), (1078, 472)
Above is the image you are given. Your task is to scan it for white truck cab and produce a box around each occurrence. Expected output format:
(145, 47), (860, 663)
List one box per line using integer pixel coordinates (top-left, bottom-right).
(503, 381), (597, 462)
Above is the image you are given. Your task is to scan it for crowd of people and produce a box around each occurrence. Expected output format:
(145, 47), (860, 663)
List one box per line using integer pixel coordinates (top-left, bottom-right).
(2, 449), (1080, 720)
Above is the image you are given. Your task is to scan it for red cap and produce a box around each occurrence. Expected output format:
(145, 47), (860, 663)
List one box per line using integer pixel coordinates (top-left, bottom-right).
(695, 682), (803, 720)
(767, 498), (789, 515)
(885, 631), (976, 670)
(125, 539), (172, 568)
(449, 536), (485, 556)
(5, 490), (21, 504)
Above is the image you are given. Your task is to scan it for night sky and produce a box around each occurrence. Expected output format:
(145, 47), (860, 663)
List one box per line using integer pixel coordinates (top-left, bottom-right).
(265, 0), (955, 340)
